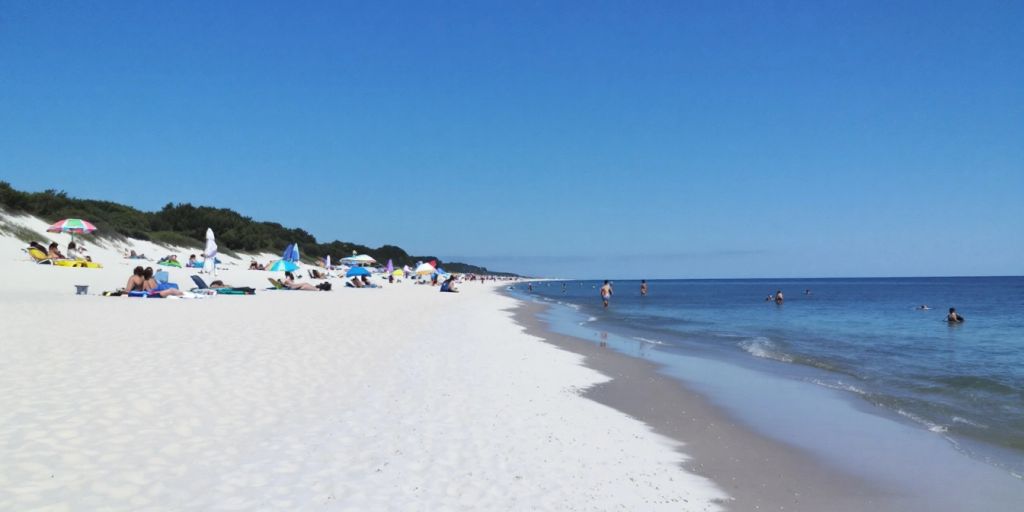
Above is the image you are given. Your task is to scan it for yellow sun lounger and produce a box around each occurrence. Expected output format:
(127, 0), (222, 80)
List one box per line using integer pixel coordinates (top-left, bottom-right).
(27, 248), (103, 268)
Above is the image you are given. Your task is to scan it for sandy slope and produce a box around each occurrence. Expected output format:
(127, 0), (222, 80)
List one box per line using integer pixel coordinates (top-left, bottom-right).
(0, 212), (725, 511)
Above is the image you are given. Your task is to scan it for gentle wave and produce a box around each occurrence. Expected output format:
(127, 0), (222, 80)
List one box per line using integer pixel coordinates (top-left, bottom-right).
(952, 416), (990, 429)
(896, 408), (948, 433)
(808, 378), (867, 396)
(634, 336), (669, 346)
(738, 337), (794, 363)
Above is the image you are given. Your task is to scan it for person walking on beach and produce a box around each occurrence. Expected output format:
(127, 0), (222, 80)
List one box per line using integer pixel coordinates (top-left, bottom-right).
(774, 290), (784, 305)
(600, 280), (613, 308)
(640, 280), (648, 297)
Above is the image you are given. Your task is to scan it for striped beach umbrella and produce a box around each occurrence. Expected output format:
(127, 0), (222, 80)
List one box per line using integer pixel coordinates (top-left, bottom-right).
(47, 218), (97, 243)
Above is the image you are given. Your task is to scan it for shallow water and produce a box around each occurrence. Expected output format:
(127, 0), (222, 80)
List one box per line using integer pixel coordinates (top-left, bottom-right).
(518, 277), (1024, 476)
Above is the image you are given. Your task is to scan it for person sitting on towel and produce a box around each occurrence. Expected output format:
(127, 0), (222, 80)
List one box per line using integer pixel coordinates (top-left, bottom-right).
(143, 267), (184, 297)
(124, 266), (146, 293)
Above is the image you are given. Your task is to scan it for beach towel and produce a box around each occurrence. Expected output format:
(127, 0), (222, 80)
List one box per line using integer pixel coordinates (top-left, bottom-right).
(128, 290), (163, 298)
(191, 275), (255, 295)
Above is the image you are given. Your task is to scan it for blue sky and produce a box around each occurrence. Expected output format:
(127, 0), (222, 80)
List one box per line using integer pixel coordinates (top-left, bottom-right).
(1, 1), (1021, 278)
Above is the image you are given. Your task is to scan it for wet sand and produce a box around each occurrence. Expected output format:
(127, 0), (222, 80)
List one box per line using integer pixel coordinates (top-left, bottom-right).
(509, 298), (904, 512)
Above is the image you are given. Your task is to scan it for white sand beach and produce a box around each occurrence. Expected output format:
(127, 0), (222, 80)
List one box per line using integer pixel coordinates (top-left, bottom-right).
(0, 213), (725, 511)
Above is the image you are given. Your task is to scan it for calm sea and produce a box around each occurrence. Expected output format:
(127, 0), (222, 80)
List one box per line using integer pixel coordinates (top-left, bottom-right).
(517, 277), (1024, 473)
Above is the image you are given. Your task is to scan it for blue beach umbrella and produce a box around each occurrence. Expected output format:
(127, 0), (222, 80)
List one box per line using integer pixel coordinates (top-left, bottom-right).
(267, 259), (299, 272)
(282, 243), (301, 262)
(346, 266), (371, 277)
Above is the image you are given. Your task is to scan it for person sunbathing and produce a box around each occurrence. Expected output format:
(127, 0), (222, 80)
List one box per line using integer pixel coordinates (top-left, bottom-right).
(249, 260), (259, 270)
(143, 267), (184, 297)
(125, 266), (146, 293)
(48, 242), (65, 260)
(350, 277), (364, 288)
(360, 276), (376, 288)
(283, 271), (319, 291)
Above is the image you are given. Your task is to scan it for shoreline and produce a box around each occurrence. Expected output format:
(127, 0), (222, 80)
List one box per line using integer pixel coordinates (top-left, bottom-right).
(506, 288), (1024, 511)
(507, 295), (889, 512)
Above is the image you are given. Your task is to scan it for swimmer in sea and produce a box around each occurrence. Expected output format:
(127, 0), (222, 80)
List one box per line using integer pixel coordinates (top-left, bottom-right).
(774, 290), (784, 305)
(916, 305), (931, 311)
(640, 280), (648, 297)
(946, 307), (964, 323)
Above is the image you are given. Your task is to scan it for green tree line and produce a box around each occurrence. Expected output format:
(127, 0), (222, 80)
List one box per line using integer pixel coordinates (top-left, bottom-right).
(0, 182), (515, 275)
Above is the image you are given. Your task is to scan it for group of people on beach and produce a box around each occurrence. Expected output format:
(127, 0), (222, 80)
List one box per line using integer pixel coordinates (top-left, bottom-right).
(123, 266), (184, 297)
(32, 240), (92, 262)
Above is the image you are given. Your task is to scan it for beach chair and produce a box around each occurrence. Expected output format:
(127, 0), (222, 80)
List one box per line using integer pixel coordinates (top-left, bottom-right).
(192, 275), (255, 295)
(26, 248), (53, 265)
(27, 247), (103, 268)
(267, 278), (292, 290)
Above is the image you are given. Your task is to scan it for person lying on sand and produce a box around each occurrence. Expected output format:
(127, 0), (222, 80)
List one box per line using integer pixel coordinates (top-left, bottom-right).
(350, 277), (364, 288)
(125, 249), (148, 260)
(283, 271), (320, 291)
(143, 267), (184, 297)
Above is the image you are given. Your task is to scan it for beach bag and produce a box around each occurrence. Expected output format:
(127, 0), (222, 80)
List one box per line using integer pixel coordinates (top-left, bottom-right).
(316, 282), (332, 291)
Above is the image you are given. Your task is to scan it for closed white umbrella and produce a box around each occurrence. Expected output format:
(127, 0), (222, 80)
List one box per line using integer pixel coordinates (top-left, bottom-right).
(203, 228), (218, 276)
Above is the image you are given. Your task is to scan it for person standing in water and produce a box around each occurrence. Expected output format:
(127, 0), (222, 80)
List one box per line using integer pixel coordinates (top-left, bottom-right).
(640, 280), (648, 297)
(774, 290), (784, 305)
(600, 280), (613, 309)
(946, 307), (964, 323)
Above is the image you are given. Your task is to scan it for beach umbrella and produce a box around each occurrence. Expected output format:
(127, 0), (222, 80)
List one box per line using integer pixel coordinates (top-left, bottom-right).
(392, 269), (405, 277)
(342, 254), (376, 266)
(282, 243), (301, 262)
(386, 259), (394, 274)
(436, 267), (448, 275)
(203, 228), (218, 275)
(325, 254), (332, 270)
(414, 262), (436, 275)
(204, 228), (218, 257)
(47, 218), (97, 243)
(267, 259), (299, 272)
(346, 266), (371, 277)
